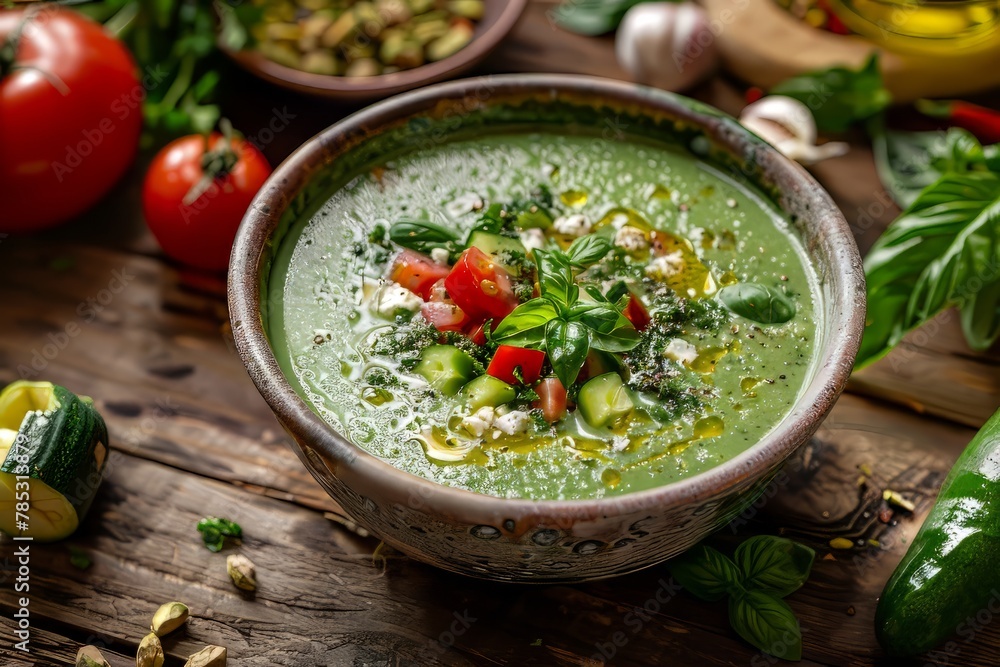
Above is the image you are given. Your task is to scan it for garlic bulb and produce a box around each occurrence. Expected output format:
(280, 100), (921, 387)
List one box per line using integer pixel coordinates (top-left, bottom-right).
(615, 3), (718, 92)
(739, 96), (849, 165)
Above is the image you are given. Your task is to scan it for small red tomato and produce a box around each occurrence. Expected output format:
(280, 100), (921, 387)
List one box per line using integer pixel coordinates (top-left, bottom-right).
(142, 129), (271, 271)
(421, 301), (471, 332)
(465, 322), (489, 346)
(1, 7), (142, 231)
(534, 378), (568, 423)
(487, 345), (546, 385)
(389, 250), (451, 299)
(445, 247), (519, 322)
(624, 294), (651, 332)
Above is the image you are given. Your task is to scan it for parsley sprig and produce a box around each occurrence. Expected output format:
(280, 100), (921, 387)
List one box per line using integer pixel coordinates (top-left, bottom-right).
(492, 234), (640, 387)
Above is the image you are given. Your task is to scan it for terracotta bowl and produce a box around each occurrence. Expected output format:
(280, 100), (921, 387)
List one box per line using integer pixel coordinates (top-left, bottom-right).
(228, 74), (865, 582)
(221, 0), (527, 101)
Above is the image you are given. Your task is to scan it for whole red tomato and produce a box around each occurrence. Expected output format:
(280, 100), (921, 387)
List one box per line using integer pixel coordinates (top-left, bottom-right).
(0, 7), (142, 231)
(142, 131), (271, 271)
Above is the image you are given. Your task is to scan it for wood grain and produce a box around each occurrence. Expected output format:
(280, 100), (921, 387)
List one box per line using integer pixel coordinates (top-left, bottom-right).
(1, 1), (1000, 665)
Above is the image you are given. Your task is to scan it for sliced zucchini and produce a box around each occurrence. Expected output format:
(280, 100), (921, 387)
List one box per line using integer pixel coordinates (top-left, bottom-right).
(414, 345), (478, 396)
(578, 373), (635, 429)
(461, 375), (516, 411)
(0, 381), (109, 542)
(467, 231), (527, 272)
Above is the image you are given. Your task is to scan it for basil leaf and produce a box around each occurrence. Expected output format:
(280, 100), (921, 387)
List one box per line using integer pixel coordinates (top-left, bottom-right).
(567, 234), (613, 267)
(858, 171), (1000, 368)
(575, 304), (641, 353)
(492, 299), (559, 346)
(772, 54), (891, 133)
(872, 122), (989, 209)
(718, 284), (796, 324)
(535, 249), (578, 306)
(669, 544), (743, 602)
(736, 536), (815, 598)
(550, 0), (655, 36)
(389, 220), (461, 255)
(545, 319), (591, 388)
(469, 203), (507, 234)
(728, 591), (802, 660)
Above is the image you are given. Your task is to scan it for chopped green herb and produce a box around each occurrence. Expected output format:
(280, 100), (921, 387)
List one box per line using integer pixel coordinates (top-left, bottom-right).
(197, 517), (243, 552)
(69, 546), (92, 570)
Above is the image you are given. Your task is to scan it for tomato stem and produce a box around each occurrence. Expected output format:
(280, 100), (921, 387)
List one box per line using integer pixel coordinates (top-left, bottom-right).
(182, 118), (241, 206)
(0, 5), (39, 80)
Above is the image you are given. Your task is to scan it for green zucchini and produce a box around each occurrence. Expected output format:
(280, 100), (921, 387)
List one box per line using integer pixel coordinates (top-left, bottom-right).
(0, 381), (109, 542)
(875, 406), (1000, 656)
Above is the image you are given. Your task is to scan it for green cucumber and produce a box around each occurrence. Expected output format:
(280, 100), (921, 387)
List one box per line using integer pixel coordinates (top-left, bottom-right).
(461, 375), (516, 411)
(0, 381), (109, 542)
(577, 373), (634, 428)
(875, 406), (1000, 656)
(467, 231), (526, 271)
(414, 345), (478, 396)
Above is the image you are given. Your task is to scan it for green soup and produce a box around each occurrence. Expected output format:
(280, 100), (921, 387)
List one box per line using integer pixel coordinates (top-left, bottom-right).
(269, 131), (819, 500)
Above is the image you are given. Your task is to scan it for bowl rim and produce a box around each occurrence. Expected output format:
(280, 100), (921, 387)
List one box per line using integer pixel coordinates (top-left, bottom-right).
(222, 0), (528, 98)
(229, 73), (865, 522)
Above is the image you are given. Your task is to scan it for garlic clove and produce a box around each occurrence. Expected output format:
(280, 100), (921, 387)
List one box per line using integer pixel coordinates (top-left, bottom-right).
(739, 96), (849, 165)
(616, 2), (718, 93)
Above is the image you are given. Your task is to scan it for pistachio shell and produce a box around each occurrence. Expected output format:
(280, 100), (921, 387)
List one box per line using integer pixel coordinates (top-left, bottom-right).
(136, 632), (164, 667)
(76, 645), (111, 667)
(184, 645), (228, 667)
(226, 554), (258, 591)
(150, 601), (190, 637)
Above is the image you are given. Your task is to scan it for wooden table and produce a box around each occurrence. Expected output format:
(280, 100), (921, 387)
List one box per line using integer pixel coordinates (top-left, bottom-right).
(3, 2), (1000, 665)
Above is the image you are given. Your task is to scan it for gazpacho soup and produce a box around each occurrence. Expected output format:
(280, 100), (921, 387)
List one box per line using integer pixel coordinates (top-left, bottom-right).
(269, 129), (819, 500)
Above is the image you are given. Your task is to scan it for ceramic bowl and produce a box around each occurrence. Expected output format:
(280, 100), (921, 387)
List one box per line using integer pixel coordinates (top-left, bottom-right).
(221, 0), (527, 101)
(228, 74), (865, 582)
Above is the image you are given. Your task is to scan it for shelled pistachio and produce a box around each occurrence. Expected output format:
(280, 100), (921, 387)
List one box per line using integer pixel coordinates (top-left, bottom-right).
(254, 0), (484, 77)
(150, 601), (190, 637)
(76, 646), (111, 667)
(227, 553), (258, 591)
(184, 645), (228, 667)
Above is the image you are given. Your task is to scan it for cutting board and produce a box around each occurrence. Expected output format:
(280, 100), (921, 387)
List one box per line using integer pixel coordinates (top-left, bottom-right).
(702, 0), (1000, 102)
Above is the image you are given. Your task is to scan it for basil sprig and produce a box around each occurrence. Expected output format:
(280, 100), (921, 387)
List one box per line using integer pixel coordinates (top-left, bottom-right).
(772, 54), (891, 133)
(859, 170), (1000, 368)
(492, 234), (639, 387)
(871, 122), (996, 209)
(670, 536), (815, 660)
(550, 0), (656, 36)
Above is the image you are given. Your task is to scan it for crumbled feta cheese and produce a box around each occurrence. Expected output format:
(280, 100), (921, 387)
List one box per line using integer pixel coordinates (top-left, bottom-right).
(553, 214), (592, 237)
(430, 247), (450, 265)
(519, 228), (546, 256)
(664, 338), (698, 365)
(368, 281), (422, 319)
(614, 226), (650, 253)
(645, 251), (685, 280)
(460, 407), (496, 438)
(445, 192), (484, 218)
(612, 435), (630, 452)
(494, 410), (531, 436)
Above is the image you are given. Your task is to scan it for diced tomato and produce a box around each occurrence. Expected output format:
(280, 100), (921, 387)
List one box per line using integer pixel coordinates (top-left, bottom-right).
(624, 294), (651, 332)
(534, 378), (567, 423)
(389, 249), (450, 300)
(465, 322), (489, 346)
(426, 278), (449, 302)
(421, 301), (471, 332)
(445, 247), (519, 322)
(487, 345), (546, 385)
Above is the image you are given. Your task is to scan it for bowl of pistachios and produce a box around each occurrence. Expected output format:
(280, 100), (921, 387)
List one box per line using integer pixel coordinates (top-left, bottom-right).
(223, 0), (527, 100)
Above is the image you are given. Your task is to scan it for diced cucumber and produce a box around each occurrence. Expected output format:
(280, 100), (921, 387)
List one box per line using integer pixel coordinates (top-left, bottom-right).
(516, 205), (554, 229)
(467, 231), (526, 270)
(414, 345), (478, 396)
(578, 373), (634, 428)
(461, 375), (516, 411)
